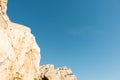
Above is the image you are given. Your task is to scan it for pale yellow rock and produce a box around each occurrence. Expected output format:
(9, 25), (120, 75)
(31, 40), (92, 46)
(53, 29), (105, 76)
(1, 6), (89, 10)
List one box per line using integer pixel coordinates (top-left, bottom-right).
(39, 64), (77, 80)
(0, 0), (40, 80)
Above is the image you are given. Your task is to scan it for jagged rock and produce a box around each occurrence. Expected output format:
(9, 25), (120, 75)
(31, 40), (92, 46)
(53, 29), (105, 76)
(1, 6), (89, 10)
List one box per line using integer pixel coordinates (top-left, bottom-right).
(0, 0), (40, 80)
(39, 64), (77, 80)
(0, 0), (77, 80)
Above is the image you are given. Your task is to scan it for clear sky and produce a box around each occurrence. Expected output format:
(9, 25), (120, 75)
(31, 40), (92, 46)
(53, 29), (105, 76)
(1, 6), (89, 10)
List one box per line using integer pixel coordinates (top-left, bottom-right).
(7, 0), (120, 80)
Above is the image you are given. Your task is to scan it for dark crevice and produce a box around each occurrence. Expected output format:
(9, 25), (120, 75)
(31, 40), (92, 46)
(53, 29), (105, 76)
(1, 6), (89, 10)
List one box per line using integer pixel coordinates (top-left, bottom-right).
(42, 76), (49, 80)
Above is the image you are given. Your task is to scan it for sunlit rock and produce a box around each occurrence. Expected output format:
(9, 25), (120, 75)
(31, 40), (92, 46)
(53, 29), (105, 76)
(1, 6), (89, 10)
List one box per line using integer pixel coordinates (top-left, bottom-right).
(0, 0), (76, 80)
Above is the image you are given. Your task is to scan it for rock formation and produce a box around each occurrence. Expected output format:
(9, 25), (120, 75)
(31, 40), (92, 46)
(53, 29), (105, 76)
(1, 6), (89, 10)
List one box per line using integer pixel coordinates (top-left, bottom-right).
(0, 0), (77, 80)
(39, 64), (76, 80)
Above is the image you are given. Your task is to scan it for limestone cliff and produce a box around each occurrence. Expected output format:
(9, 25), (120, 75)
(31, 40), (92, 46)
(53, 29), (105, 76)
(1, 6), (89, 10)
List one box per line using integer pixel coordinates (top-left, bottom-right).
(0, 0), (77, 80)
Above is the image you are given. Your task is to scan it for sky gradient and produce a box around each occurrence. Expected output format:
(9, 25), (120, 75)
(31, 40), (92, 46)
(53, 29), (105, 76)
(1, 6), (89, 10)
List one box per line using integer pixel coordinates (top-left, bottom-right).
(7, 0), (120, 80)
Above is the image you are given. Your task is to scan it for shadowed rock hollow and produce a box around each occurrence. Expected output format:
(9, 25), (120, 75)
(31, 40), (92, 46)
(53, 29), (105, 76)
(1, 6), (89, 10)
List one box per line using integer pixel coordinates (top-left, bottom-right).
(0, 0), (77, 80)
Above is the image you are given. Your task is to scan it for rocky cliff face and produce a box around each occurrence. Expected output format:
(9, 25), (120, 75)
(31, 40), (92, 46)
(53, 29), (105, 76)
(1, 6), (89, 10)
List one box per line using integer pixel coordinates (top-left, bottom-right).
(0, 0), (77, 80)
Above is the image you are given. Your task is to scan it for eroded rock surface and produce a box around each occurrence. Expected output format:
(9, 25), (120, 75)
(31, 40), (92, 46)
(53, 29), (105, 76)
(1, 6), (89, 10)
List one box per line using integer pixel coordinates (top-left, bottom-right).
(0, 0), (77, 80)
(0, 0), (40, 80)
(39, 64), (76, 80)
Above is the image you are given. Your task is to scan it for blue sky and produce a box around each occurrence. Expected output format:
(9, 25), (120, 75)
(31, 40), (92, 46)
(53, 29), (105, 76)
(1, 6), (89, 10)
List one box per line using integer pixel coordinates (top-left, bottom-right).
(7, 0), (120, 80)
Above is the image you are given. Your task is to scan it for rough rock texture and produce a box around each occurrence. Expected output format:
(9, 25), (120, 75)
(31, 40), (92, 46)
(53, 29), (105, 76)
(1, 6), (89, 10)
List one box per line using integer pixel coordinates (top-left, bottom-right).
(0, 0), (40, 80)
(0, 0), (77, 80)
(39, 64), (76, 80)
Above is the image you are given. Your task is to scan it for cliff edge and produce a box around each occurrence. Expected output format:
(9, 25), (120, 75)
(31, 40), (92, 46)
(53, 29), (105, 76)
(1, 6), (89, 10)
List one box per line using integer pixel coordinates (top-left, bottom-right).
(0, 0), (77, 80)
